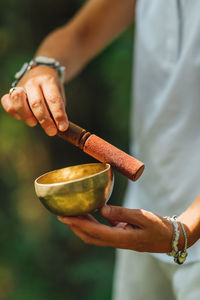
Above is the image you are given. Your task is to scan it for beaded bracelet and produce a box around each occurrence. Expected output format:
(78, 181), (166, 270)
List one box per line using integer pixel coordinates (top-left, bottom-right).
(174, 219), (188, 264)
(11, 56), (66, 87)
(165, 216), (180, 258)
(164, 215), (188, 264)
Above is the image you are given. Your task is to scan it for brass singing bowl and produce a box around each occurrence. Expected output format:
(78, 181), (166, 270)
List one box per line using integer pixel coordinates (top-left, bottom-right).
(34, 163), (114, 216)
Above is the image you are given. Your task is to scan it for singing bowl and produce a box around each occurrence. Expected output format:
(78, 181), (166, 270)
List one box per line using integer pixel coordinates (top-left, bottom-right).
(34, 163), (114, 216)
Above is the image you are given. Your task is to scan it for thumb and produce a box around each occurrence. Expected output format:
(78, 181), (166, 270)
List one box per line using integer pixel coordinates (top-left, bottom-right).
(100, 205), (144, 227)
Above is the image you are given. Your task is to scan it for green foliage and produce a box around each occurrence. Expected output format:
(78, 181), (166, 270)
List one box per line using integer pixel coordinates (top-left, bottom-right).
(0, 1), (133, 299)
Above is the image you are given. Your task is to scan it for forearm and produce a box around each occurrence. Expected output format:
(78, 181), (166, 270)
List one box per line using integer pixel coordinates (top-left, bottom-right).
(1, 0), (136, 136)
(179, 194), (200, 248)
(35, 0), (136, 82)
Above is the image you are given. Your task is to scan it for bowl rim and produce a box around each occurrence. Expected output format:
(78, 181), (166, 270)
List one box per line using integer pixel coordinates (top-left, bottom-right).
(34, 163), (111, 187)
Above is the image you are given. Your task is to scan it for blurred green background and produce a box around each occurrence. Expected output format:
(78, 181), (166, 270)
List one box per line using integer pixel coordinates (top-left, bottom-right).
(0, 0), (133, 299)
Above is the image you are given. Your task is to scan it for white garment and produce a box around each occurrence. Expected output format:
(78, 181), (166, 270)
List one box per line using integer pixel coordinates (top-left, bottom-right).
(113, 250), (200, 300)
(125, 0), (200, 263)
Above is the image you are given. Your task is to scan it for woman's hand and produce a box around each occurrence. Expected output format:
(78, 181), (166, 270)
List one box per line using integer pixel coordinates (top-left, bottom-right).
(1, 65), (68, 136)
(58, 205), (182, 253)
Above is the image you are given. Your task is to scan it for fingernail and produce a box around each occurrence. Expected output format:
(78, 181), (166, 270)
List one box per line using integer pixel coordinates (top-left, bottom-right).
(101, 205), (111, 216)
(58, 121), (68, 131)
(14, 113), (22, 120)
(58, 216), (71, 225)
(46, 126), (57, 136)
(26, 118), (37, 127)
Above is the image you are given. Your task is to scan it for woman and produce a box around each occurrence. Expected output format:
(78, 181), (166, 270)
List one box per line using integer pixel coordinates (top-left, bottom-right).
(1, 1), (200, 299)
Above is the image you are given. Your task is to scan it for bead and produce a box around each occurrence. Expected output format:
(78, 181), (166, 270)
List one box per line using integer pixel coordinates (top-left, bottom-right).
(177, 255), (186, 264)
(174, 251), (187, 264)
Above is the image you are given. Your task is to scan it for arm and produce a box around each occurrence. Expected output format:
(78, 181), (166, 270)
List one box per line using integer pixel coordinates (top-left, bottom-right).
(37, 0), (136, 81)
(58, 194), (200, 254)
(1, 0), (136, 135)
(178, 194), (200, 248)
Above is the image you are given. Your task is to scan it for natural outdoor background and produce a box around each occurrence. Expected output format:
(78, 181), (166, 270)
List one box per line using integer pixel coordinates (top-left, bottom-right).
(0, 0), (134, 299)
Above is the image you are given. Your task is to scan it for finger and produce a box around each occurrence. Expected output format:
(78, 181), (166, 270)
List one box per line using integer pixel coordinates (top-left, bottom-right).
(58, 215), (99, 226)
(107, 219), (119, 226)
(100, 205), (146, 228)
(26, 85), (57, 136)
(65, 222), (139, 249)
(1, 94), (21, 120)
(115, 222), (129, 229)
(82, 214), (100, 224)
(58, 215), (134, 246)
(69, 225), (111, 247)
(42, 80), (68, 131)
(9, 89), (37, 127)
(58, 216), (115, 241)
(60, 82), (67, 105)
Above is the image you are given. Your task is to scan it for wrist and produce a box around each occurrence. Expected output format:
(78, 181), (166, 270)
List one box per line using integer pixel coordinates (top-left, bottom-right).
(164, 215), (188, 264)
(178, 213), (199, 248)
(177, 194), (200, 249)
(11, 56), (66, 88)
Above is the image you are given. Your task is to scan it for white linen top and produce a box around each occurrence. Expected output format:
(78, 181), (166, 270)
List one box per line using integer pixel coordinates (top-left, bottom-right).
(125, 0), (200, 263)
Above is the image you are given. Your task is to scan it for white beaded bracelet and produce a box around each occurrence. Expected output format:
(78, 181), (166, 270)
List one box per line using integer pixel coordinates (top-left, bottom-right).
(175, 219), (188, 264)
(164, 215), (188, 264)
(165, 216), (180, 258)
(11, 56), (66, 87)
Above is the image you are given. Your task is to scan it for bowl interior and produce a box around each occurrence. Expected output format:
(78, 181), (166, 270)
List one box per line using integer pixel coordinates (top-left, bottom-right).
(36, 163), (110, 185)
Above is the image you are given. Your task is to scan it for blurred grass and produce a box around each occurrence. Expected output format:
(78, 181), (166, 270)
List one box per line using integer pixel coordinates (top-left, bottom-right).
(0, 0), (133, 299)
